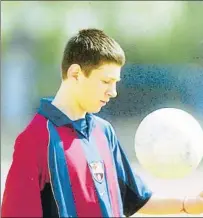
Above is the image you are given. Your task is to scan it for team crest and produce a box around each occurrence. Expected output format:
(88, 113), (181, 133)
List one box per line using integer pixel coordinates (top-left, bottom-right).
(89, 161), (104, 183)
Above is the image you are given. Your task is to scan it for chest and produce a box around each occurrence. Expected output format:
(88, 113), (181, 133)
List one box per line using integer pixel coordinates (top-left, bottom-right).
(49, 125), (116, 186)
(42, 124), (121, 217)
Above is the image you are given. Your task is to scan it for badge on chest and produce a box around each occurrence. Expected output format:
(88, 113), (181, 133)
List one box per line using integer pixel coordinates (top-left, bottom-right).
(89, 161), (105, 184)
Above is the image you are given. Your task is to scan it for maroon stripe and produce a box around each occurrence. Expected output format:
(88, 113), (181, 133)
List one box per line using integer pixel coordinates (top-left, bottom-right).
(57, 127), (103, 217)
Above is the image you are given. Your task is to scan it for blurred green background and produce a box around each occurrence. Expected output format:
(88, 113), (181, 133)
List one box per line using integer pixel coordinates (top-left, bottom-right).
(1, 1), (203, 206)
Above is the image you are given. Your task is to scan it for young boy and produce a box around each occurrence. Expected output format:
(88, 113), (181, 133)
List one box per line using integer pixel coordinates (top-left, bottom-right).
(2, 28), (203, 217)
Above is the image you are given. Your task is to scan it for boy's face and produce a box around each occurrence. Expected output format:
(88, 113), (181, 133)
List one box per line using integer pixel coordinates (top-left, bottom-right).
(76, 63), (121, 113)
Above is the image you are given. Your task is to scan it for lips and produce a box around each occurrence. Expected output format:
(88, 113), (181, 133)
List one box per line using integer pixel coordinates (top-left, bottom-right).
(100, 100), (107, 105)
(101, 100), (109, 103)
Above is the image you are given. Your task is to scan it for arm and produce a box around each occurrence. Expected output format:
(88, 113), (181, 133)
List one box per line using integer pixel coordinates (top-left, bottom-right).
(1, 131), (43, 217)
(107, 123), (203, 216)
(106, 124), (153, 217)
(137, 192), (203, 215)
(183, 193), (203, 214)
(137, 194), (184, 214)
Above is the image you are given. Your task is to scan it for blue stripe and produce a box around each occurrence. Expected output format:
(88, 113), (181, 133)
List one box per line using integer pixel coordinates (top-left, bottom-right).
(100, 120), (152, 215)
(104, 139), (124, 217)
(109, 147), (125, 217)
(47, 121), (77, 217)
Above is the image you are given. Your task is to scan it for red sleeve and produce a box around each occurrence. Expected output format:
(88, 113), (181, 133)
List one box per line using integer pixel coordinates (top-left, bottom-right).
(1, 131), (43, 217)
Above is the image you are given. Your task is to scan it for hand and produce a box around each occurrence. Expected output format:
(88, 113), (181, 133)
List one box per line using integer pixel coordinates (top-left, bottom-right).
(183, 194), (203, 214)
(198, 191), (203, 198)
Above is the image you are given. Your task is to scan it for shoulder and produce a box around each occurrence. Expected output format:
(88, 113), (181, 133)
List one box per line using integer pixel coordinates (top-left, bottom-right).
(15, 113), (49, 150)
(93, 115), (113, 130)
(92, 115), (117, 138)
(93, 115), (111, 127)
(11, 114), (50, 184)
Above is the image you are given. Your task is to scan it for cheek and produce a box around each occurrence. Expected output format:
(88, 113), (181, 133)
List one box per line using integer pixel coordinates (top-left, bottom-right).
(97, 82), (108, 92)
(90, 82), (104, 95)
(80, 84), (96, 103)
(95, 84), (107, 97)
(81, 81), (92, 94)
(81, 81), (106, 103)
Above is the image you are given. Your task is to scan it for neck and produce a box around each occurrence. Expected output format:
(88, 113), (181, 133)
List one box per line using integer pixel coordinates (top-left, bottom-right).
(52, 82), (86, 121)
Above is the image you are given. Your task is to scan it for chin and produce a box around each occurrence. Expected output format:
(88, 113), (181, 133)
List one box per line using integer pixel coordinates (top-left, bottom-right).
(87, 107), (102, 114)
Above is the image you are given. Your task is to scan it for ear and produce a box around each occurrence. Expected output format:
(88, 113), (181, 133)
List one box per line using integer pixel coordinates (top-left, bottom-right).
(67, 64), (82, 81)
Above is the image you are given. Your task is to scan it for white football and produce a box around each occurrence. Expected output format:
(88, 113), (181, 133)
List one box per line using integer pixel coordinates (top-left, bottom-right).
(134, 108), (203, 179)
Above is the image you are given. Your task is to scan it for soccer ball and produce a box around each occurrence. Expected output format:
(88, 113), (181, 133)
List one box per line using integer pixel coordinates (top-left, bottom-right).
(134, 108), (203, 179)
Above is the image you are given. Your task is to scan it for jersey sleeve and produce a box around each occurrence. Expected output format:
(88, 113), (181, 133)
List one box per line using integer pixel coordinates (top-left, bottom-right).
(108, 125), (153, 217)
(1, 131), (43, 217)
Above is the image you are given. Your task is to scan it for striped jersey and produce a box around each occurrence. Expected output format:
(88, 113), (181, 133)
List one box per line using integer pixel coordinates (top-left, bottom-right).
(2, 97), (152, 217)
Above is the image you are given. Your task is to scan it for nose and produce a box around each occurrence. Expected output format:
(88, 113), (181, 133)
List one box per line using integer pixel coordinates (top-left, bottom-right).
(107, 84), (117, 98)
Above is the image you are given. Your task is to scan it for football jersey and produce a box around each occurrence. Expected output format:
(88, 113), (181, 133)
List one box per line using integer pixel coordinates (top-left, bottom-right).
(2, 97), (152, 217)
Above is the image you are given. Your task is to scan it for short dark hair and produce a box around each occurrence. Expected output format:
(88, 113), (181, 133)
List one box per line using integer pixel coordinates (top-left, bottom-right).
(61, 28), (125, 80)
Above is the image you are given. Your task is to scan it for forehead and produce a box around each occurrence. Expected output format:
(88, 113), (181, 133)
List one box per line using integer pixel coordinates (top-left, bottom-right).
(91, 64), (121, 81)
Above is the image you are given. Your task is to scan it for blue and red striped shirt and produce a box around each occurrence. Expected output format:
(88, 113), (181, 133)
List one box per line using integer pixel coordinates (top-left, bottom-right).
(2, 97), (152, 217)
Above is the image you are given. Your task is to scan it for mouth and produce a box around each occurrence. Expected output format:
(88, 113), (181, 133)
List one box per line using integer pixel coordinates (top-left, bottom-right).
(100, 100), (108, 106)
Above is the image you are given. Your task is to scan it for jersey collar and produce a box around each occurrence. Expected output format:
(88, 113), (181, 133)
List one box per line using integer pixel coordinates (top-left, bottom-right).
(38, 97), (95, 137)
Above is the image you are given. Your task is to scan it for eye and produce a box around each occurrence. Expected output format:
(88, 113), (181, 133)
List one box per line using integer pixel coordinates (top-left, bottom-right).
(102, 80), (111, 84)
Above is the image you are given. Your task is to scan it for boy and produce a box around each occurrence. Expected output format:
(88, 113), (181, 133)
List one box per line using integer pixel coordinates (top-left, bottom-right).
(2, 28), (203, 217)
